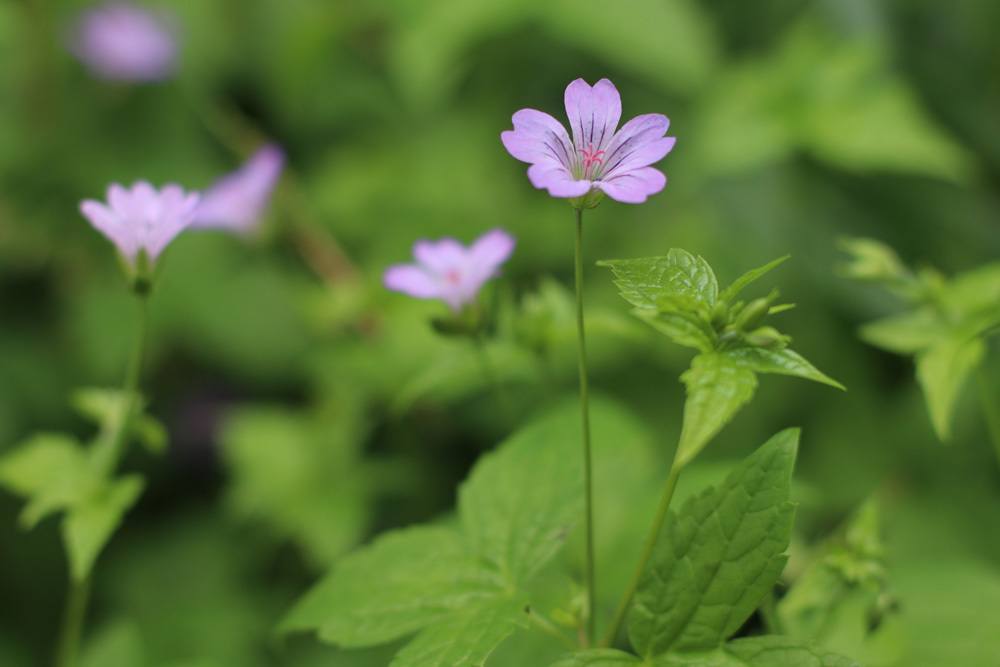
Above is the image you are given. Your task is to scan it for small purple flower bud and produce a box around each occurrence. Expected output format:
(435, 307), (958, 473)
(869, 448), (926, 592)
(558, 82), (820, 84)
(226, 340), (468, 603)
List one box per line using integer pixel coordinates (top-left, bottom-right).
(191, 145), (285, 234)
(80, 181), (200, 270)
(70, 3), (177, 83)
(384, 229), (516, 311)
(501, 78), (676, 206)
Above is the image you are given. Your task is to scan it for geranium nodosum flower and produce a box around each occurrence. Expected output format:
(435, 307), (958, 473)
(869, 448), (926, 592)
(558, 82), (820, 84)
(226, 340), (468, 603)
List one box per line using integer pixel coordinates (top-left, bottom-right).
(70, 2), (177, 83)
(384, 229), (515, 311)
(192, 145), (285, 233)
(501, 78), (675, 205)
(80, 182), (199, 270)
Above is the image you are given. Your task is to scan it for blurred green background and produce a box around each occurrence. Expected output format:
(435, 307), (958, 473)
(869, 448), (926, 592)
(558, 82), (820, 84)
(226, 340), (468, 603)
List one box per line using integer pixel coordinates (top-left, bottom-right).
(1, 0), (999, 665)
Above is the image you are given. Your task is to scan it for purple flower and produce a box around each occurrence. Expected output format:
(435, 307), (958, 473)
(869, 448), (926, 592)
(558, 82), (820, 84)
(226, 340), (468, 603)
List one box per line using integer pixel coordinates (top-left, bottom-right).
(80, 182), (200, 268)
(384, 229), (516, 311)
(70, 3), (177, 83)
(501, 78), (676, 205)
(191, 145), (285, 233)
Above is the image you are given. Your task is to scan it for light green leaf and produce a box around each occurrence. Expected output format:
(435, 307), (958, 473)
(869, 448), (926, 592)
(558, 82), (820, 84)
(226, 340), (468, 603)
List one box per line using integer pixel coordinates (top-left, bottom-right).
(859, 308), (945, 354)
(550, 649), (642, 666)
(916, 336), (985, 441)
(633, 309), (716, 353)
(0, 433), (95, 528)
(719, 256), (790, 304)
(599, 250), (719, 312)
(726, 347), (845, 390)
(63, 475), (144, 582)
(71, 387), (167, 455)
(723, 636), (860, 667)
(459, 407), (584, 585)
(280, 525), (503, 646)
(390, 598), (527, 667)
(946, 262), (1000, 316)
(629, 430), (798, 657)
(80, 620), (144, 667)
(676, 354), (758, 467)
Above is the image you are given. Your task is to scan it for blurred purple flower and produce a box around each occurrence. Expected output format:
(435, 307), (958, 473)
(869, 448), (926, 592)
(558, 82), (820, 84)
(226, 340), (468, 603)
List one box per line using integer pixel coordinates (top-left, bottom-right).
(71, 3), (177, 83)
(192, 145), (285, 233)
(501, 78), (676, 204)
(80, 182), (199, 267)
(384, 229), (516, 311)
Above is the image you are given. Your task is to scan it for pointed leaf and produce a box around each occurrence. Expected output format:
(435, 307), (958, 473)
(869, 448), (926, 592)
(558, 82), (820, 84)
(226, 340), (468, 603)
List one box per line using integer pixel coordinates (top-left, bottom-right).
(550, 649), (642, 666)
(390, 597), (527, 667)
(720, 256), (790, 304)
(726, 347), (845, 390)
(0, 433), (95, 528)
(629, 431), (798, 657)
(676, 354), (758, 467)
(859, 308), (945, 355)
(63, 475), (144, 581)
(599, 250), (719, 311)
(916, 336), (985, 441)
(459, 407), (584, 585)
(724, 636), (860, 667)
(634, 308), (716, 352)
(71, 388), (167, 455)
(280, 525), (502, 646)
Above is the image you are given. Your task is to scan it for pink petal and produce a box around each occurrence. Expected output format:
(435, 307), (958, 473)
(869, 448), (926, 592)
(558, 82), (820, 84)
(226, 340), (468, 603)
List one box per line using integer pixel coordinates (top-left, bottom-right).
(603, 136), (676, 179)
(469, 229), (515, 270)
(564, 78), (622, 154)
(501, 108), (574, 169)
(384, 265), (442, 299)
(601, 114), (671, 176)
(413, 238), (467, 275)
(596, 167), (667, 204)
(192, 144), (285, 232)
(527, 164), (592, 198)
(81, 199), (139, 260)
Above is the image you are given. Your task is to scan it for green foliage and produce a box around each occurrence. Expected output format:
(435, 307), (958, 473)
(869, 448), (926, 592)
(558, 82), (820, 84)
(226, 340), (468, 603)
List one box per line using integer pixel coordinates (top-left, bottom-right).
(629, 430), (797, 656)
(602, 250), (842, 464)
(844, 237), (1000, 441)
(554, 638), (858, 667)
(282, 403), (588, 664)
(779, 499), (902, 666)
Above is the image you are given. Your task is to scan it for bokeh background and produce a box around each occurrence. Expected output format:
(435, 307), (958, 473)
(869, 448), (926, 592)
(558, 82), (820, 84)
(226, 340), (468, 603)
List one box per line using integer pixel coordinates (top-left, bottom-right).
(2, 0), (999, 665)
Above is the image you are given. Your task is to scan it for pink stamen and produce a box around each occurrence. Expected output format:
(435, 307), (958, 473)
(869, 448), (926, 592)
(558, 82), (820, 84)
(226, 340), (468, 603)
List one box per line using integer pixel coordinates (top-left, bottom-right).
(444, 269), (462, 285)
(579, 144), (605, 177)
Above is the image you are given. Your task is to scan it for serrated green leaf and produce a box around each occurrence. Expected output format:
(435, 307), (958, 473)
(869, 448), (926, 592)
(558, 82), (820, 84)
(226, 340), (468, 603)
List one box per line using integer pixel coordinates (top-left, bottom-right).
(63, 475), (144, 582)
(459, 408), (584, 585)
(550, 649), (642, 666)
(280, 525), (503, 646)
(599, 250), (719, 312)
(390, 597), (527, 667)
(633, 309), (716, 353)
(723, 636), (860, 667)
(629, 431), (798, 657)
(726, 347), (845, 390)
(719, 256), (790, 304)
(916, 336), (985, 441)
(0, 433), (96, 528)
(676, 354), (758, 467)
(859, 308), (945, 354)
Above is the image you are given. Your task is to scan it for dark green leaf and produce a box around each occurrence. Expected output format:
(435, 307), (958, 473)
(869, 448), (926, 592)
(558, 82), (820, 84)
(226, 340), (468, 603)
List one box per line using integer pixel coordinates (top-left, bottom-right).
(629, 431), (798, 656)
(719, 256), (790, 304)
(633, 309), (716, 353)
(726, 347), (844, 390)
(599, 251), (719, 312)
(550, 649), (642, 666)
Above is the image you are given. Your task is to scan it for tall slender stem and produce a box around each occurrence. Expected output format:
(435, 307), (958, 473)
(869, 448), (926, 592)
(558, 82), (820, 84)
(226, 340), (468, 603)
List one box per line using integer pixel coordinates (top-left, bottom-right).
(603, 448), (684, 647)
(573, 208), (596, 644)
(55, 576), (90, 667)
(56, 294), (148, 667)
(976, 368), (1000, 467)
(473, 335), (513, 422)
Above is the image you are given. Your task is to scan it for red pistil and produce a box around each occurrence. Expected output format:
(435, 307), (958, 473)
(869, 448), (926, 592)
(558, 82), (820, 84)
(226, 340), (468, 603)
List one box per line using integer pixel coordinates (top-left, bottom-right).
(579, 143), (605, 177)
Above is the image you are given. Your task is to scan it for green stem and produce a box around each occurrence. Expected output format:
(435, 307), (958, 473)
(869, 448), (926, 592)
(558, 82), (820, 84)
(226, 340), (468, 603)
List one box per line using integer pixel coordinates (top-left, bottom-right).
(760, 589), (783, 635)
(473, 335), (513, 422)
(603, 449), (684, 647)
(976, 369), (1000, 468)
(54, 576), (90, 667)
(93, 294), (149, 476)
(573, 208), (596, 645)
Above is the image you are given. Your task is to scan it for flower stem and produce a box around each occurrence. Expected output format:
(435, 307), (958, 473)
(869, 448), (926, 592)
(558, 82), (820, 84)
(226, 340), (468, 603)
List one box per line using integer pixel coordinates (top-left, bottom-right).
(603, 447), (684, 647)
(54, 575), (90, 667)
(976, 368), (1000, 468)
(573, 207), (596, 645)
(473, 335), (513, 423)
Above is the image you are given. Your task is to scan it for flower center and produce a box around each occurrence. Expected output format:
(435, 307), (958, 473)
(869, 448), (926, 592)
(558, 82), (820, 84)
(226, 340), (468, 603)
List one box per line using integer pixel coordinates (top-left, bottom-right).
(444, 268), (462, 285)
(579, 144), (605, 179)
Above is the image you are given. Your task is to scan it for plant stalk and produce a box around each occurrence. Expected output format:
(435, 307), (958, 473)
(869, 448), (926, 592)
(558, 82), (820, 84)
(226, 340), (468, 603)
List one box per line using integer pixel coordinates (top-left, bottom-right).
(976, 368), (1000, 467)
(573, 208), (596, 644)
(603, 448), (684, 647)
(54, 576), (90, 667)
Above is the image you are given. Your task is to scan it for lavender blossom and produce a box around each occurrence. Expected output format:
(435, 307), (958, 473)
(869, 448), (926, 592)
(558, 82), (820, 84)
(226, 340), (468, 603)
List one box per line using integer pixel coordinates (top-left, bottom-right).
(501, 78), (675, 205)
(384, 229), (516, 311)
(192, 145), (285, 233)
(80, 182), (199, 269)
(71, 3), (177, 83)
